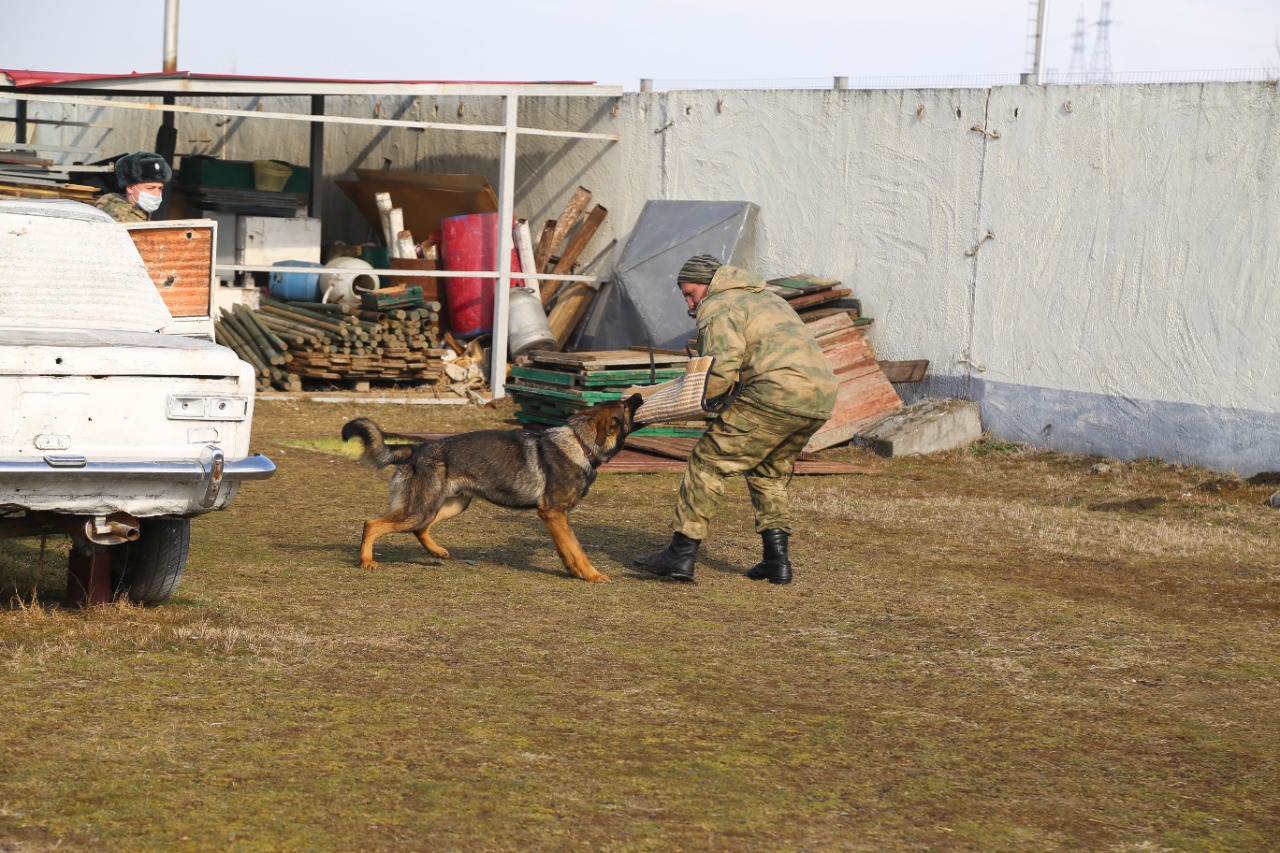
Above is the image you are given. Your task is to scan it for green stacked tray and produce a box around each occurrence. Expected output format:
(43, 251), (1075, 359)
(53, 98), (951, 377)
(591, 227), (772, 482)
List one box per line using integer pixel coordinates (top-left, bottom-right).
(508, 350), (713, 438)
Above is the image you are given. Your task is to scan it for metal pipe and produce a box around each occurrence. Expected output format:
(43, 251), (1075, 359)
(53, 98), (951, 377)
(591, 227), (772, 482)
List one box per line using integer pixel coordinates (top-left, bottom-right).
(98, 517), (142, 543)
(1032, 0), (1051, 85)
(490, 90), (519, 400)
(309, 95), (325, 220)
(163, 0), (180, 73)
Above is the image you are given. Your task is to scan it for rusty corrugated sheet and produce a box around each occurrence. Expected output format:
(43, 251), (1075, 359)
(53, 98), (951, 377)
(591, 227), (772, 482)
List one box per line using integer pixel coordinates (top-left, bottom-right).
(125, 221), (214, 319)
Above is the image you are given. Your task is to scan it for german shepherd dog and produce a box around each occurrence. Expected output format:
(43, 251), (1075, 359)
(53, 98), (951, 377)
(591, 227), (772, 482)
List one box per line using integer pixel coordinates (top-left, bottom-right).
(341, 394), (643, 583)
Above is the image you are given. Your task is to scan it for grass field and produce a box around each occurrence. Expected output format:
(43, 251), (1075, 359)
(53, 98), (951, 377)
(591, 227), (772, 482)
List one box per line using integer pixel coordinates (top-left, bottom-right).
(1, 397), (1277, 852)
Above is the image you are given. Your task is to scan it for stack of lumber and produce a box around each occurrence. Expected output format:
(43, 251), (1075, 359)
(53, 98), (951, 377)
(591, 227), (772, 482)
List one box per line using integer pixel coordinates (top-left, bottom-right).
(769, 273), (928, 384)
(652, 272), (919, 451)
(212, 297), (449, 392)
(0, 145), (101, 201)
(507, 350), (709, 438)
(767, 273), (865, 324)
(802, 311), (905, 451)
(531, 187), (610, 349)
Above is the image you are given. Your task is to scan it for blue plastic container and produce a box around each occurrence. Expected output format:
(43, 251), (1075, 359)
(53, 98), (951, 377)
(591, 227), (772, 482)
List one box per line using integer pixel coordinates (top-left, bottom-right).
(267, 260), (324, 302)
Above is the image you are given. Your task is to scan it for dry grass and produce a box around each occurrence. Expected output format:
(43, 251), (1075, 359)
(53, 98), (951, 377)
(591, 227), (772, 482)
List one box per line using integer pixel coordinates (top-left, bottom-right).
(0, 398), (1276, 852)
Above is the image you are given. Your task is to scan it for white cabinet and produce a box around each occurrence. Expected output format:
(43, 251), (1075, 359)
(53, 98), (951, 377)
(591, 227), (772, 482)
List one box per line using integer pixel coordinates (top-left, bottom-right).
(236, 216), (321, 265)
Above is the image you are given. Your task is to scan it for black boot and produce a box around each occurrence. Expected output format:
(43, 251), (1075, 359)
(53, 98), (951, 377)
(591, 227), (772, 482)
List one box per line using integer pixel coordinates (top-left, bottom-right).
(747, 529), (792, 585)
(634, 532), (699, 581)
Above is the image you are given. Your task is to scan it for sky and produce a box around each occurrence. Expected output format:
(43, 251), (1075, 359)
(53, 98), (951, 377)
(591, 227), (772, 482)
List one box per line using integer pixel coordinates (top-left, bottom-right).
(0, 0), (1277, 89)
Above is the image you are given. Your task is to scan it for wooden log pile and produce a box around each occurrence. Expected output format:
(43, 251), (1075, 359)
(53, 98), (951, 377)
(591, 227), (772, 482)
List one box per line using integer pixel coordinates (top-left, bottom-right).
(213, 296), (451, 392)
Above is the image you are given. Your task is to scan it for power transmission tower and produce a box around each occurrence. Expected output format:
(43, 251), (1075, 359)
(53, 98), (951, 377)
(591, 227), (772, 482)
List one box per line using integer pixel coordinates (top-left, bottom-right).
(1089, 0), (1113, 82)
(1068, 4), (1089, 83)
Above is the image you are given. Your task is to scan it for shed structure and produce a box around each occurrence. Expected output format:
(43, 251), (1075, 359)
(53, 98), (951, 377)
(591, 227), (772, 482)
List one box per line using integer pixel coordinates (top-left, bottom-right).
(0, 70), (623, 397)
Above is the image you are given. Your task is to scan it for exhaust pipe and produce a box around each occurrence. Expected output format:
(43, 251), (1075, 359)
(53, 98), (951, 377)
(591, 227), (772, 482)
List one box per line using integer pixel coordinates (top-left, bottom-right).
(87, 513), (142, 545)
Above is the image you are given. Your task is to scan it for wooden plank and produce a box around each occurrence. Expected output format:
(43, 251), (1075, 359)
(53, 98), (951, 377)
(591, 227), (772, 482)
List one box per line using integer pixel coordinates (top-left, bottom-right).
(767, 274), (842, 290)
(784, 287), (852, 311)
(0, 152), (54, 167)
(523, 350), (690, 370)
(802, 309), (871, 327)
(546, 281), (600, 349)
(509, 364), (686, 388)
(533, 219), (558, 272)
(541, 203), (608, 305)
(537, 187), (591, 272)
(878, 359), (930, 383)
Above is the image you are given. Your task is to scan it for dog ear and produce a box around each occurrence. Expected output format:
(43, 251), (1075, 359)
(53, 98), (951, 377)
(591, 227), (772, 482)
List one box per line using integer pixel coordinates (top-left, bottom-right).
(624, 392), (643, 414)
(595, 415), (611, 445)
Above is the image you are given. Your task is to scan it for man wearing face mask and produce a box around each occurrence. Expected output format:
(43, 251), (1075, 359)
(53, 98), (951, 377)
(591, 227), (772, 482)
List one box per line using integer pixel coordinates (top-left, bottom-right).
(633, 254), (839, 585)
(94, 151), (172, 223)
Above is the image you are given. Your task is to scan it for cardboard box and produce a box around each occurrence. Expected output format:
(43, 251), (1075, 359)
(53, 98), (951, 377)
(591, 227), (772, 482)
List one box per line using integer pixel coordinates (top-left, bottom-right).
(337, 171), (498, 246)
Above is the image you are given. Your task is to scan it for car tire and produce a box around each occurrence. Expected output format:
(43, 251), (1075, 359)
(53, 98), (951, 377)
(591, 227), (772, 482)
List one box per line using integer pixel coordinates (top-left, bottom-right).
(111, 517), (191, 605)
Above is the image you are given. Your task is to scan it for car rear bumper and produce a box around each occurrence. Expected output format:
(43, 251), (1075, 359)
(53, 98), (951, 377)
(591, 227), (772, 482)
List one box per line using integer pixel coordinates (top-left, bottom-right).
(0, 450), (275, 516)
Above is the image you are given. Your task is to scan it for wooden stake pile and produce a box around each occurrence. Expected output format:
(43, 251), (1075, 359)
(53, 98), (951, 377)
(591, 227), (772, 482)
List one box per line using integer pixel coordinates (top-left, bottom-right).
(532, 186), (609, 349)
(213, 297), (450, 391)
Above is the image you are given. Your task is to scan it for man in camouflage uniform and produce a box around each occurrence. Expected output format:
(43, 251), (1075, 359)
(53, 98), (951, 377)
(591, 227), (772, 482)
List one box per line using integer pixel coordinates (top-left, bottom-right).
(94, 151), (172, 223)
(635, 254), (838, 585)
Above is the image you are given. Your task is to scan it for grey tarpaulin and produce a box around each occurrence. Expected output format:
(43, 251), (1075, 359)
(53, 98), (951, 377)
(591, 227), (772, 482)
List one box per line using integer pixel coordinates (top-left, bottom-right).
(575, 200), (758, 352)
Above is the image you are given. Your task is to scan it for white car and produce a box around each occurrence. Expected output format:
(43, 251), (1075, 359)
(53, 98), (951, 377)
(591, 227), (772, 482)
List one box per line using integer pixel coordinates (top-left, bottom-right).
(0, 200), (274, 604)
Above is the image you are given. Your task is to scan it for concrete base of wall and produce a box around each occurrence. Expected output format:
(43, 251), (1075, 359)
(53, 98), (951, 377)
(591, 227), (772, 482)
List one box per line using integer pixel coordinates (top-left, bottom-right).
(976, 379), (1280, 478)
(853, 397), (982, 458)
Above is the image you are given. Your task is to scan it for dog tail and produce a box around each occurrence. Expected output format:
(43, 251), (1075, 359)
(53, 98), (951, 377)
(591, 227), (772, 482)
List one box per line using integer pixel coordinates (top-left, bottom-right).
(341, 418), (416, 469)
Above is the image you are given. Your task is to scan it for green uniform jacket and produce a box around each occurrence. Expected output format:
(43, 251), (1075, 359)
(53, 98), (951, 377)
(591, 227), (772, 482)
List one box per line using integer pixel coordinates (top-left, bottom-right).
(695, 265), (838, 419)
(93, 193), (149, 223)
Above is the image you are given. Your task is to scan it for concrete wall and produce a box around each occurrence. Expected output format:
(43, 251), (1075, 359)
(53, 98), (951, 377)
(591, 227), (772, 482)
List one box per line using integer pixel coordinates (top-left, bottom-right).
(71, 80), (1280, 474)
(596, 83), (1279, 476)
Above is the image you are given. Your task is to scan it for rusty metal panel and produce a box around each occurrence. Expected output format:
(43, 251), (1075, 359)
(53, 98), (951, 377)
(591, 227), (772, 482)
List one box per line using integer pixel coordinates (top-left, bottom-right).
(125, 219), (215, 319)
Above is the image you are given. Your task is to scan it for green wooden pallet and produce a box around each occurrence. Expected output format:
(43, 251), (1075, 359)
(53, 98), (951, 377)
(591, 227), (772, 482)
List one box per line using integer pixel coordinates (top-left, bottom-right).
(510, 364), (687, 389)
(512, 409), (707, 438)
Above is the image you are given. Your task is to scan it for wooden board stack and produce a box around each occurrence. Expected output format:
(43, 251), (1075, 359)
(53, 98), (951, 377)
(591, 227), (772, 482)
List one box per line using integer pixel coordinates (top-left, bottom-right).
(507, 350), (710, 438)
(0, 146), (101, 202)
(802, 312), (905, 451)
(760, 273), (909, 450)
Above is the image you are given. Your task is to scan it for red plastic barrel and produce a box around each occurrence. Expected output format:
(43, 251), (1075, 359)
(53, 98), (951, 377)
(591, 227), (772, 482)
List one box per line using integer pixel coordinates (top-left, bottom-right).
(440, 213), (523, 338)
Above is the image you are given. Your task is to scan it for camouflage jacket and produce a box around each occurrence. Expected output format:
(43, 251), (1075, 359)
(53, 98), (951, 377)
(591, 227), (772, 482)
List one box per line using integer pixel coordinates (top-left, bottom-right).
(93, 193), (149, 223)
(694, 265), (838, 419)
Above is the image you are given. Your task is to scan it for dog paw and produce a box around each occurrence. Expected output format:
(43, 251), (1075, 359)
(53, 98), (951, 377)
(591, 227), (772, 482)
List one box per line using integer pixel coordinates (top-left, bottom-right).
(360, 560), (380, 570)
(584, 572), (611, 583)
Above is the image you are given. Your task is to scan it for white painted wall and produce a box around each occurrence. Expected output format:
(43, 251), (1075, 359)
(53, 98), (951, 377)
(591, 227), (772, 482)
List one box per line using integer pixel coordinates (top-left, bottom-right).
(81, 81), (1280, 474)
(597, 83), (1279, 475)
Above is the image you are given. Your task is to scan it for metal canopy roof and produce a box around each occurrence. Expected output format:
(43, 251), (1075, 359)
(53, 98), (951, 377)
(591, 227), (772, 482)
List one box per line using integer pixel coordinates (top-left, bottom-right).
(0, 69), (620, 99)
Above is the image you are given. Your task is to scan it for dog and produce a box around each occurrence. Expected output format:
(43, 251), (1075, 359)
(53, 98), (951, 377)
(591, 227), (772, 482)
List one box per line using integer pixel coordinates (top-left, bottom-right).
(341, 394), (643, 583)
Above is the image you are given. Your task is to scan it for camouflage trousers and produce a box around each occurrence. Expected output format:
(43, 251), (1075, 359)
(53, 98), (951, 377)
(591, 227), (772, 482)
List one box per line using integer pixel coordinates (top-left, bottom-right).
(672, 397), (827, 540)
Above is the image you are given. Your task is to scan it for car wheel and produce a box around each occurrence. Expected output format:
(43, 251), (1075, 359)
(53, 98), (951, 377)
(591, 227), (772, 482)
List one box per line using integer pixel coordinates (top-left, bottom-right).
(110, 517), (191, 605)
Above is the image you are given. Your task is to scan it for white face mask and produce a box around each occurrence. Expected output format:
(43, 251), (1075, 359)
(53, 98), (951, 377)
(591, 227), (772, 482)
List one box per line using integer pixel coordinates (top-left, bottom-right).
(135, 190), (163, 213)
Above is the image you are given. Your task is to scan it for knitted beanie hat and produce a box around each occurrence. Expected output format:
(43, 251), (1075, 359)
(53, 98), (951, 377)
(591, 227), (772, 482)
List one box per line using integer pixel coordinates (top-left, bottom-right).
(677, 254), (722, 286)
